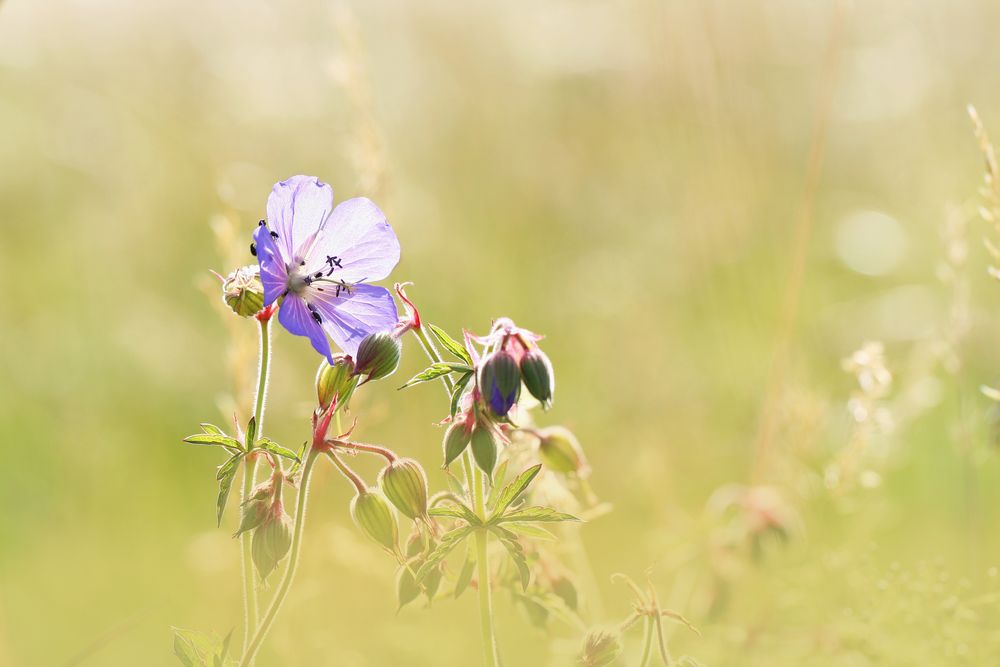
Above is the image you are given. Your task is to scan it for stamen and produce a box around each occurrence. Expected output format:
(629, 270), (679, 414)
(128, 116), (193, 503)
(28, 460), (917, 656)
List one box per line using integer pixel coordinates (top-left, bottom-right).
(270, 230), (279, 240)
(250, 242), (257, 257)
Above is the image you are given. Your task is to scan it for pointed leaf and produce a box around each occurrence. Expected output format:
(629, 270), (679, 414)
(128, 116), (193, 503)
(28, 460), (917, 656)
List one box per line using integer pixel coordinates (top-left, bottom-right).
(490, 526), (530, 590)
(216, 454), (242, 526)
(453, 547), (476, 599)
(503, 522), (557, 541)
(398, 362), (471, 390)
(429, 323), (473, 365)
(255, 437), (301, 462)
(414, 526), (473, 584)
(486, 459), (510, 507)
(183, 433), (242, 453)
(245, 416), (257, 450)
(496, 506), (579, 524)
(428, 504), (481, 525)
(450, 371), (474, 417)
(200, 423), (225, 435)
(489, 464), (541, 520)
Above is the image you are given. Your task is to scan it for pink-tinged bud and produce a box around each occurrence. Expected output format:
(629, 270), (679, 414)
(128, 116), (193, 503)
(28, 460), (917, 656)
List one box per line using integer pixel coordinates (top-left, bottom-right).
(354, 331), (402, 382)
(222, 265), (265, 318)
(442, 420), (473, 467)
(316, 354), (356, 410)
(233, 498), (270, 538)
(519, 347), (555, 410)
(537, 426), (590, 477)
(470, 422), (498, 479)
(378, 458), (429, 520)
(579, 629), (622, 667)
(350, 488), (399, 553)
(251, 511), (293, 580)
(478, 350), (522, 417)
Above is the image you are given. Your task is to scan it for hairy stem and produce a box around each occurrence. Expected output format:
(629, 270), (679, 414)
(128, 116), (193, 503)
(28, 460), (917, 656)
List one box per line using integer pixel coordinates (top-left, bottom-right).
(327, 438), (397, 462)
(240, 318), (271, 654)
(473, 469), (499, 667)
(637, 617), (655, 667)
(240, 446), (320, 666)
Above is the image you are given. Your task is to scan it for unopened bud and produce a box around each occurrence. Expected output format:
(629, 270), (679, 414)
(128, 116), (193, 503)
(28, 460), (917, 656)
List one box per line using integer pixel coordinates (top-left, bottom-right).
(478, 350), (522, 417)
(579, 629), (622, 667)
(251, 511), (293, 580)
(470, 422), (498, 479)
(354, 331), (402, 382)
(350, 488), (399, 553)
(222, 265), (265, 318)
(442, 420), (472, 467)
(233, 498), (270, 538)
(537, 426), (590, 477)
(520, 347), (555, 410)
(316, 355), (357, 409)
(378, 458), (429, 521)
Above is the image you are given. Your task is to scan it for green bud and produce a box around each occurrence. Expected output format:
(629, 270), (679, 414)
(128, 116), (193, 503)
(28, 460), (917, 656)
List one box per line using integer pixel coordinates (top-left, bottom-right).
(222, 265), (265, 318)
(520, 347), (555, 410)
(354, 331), (402, 382)
(378, 458), (429, 520)
(316, 354), (357, 410)
(579, 629), (622, 667)
(470, 423), (498, 480)
(350, 488), (399, 553)
(442, 420), (472, 467)
(233, 498), (270, 538)
(537, 426), (589, 477)
(396, 558), (422, 610)
(251, 511), (293, 580)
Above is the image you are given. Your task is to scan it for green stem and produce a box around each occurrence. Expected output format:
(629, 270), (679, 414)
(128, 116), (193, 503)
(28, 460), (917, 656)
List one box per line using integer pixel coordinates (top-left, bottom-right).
(473, 469), (499, 667)
(240, 447), (320, 666)
(240, 318), (271, 654)
(637, 617), (655, 667)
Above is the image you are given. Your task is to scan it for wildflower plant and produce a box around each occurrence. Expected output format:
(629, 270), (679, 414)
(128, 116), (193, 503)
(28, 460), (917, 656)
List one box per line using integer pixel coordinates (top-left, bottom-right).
(176, 175), (674, 666)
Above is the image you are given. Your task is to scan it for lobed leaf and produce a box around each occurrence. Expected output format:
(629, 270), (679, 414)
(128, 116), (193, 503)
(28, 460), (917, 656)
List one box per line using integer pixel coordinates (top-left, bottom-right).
(495, 506), (579, 524)
(255, 437), (301, 462)
(449, 371), (474, 417)
(215, 453), (242, 526)
(183, 433), (242, 453)
(489, 464), (541, 520)
(428, 503), (481, 526)
(428, 323), (473, 365)
(399, 362), (471, 390)
(490, 526), (530, 590)
(414, 526), (473, 585)
(502, 522), (557, 541)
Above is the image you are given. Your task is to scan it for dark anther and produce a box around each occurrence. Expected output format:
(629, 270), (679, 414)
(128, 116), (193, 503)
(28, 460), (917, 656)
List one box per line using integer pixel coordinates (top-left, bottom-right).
(325, 255), (343, 269)
(250, 242), (257, 257)
(311, 310), (322, 324)
(258, 220), (266, 227)
(270, 230), (279, 240)
(300, 260), (306, 266)
(315, 272), (323, 279)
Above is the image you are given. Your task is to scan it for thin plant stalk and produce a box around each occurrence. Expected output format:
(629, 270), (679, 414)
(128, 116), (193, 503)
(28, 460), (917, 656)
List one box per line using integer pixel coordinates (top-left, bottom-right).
(637, 617), (655, 667)
(240, 317), (271, 653)
(239, 446), (320, 666)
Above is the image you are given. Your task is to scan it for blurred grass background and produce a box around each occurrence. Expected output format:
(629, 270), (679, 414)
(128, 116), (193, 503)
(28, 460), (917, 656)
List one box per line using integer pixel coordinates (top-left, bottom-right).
(4, 0), (1000, 664)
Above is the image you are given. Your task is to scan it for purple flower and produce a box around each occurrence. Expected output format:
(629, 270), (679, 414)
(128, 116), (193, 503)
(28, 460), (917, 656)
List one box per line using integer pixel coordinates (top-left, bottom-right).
(253, 175), (400, 361)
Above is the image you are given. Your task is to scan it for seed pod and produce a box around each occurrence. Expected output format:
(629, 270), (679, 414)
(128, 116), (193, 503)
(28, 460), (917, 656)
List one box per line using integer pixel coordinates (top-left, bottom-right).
(520, 347), (554, 410)
(350, 488), (399, 553)
(222, 265), (265, 318)
(442, 420), (472, 467)
(354, 331), (402, 382)
(537, 426), (590, 477)
(233, 498), (270, 538)
(579, 629), (622, 667)
(478, 350), (522, 417)
(316, 354), (356, 410)
(378, 458), (429, 520)
(396, 559), (422, 610)
(470, 423), (498, 479)
(251, 511), (293, 581)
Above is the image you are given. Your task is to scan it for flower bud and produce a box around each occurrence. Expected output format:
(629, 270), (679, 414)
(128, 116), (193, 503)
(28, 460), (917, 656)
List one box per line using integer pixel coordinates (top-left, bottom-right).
(354, 331), (402, 382)
(233, 498), (270, 538)
(537, 426), (590, 477)
(222, 265), (265, 318)
(478, 350), (522, 417)
(378, 458), (429, 521)
(519, 347), (555, 410)
(316, 355), (357, 410)
(251, 511), (293, 580)
(579, 629), (622, 667)
(350, 488), (399, 553)
(442, 420), (472, 467)
(470, 422), (498, 479)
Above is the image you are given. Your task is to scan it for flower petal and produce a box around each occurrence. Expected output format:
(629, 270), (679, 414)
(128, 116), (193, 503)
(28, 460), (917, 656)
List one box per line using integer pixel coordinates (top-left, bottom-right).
(304, 197), (400, 282)
(308, 283), (398, 358)
(266, 175), (334, 262)
(278, 293), (332, 362)
(254, 223), (288, 306)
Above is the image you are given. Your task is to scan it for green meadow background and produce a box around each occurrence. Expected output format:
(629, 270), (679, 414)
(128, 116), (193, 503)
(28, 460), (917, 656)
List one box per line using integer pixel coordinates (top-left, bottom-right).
(4, 0), (1000, 664)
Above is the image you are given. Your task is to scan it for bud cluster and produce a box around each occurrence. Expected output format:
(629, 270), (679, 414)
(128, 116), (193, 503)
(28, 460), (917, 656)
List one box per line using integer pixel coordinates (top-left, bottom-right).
(237, 476), (294, 581)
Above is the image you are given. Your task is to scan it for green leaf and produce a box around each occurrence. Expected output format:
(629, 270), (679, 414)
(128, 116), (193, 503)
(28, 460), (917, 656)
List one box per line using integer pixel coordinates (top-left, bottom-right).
(428, 323), (473, 365)
(172, 627), (230, 667)
(453, 547), (475, 599)
(449, 371), (474, 417)
(486, 459), (510, 507)
(490, 526), (530, 590)
(216, 454), (242, 527)
(213, 630), (233, 667)
(489, 464), (541, 520)
(415, 526), (473, 584)
(495, 506), (579, 524)
(200, 423), (225, 435)
(503, 522), (557, 541)
(183, 433), (242, 453)
(428, 503), (481, 526)
(398, 362), (471, 390)
(255, 437), (301, 462)
(245, 416), (257, 450)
